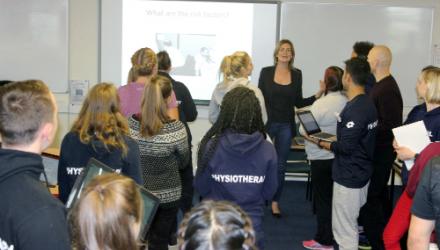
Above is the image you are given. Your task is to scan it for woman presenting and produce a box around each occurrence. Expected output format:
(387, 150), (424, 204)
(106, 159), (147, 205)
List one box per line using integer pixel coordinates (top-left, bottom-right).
(258, 39), (323, 216)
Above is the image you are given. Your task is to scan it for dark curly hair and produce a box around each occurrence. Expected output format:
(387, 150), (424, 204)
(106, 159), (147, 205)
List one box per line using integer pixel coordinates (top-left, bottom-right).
(178, 200), (257, 250)
(197, 87), (266, 175)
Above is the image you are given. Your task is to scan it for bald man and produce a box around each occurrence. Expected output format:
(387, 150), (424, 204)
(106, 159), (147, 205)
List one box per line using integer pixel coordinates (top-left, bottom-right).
(359, 45), (403, 250)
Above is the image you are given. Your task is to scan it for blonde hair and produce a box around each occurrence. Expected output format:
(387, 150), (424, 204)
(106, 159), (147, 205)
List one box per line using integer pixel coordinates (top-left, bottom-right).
(71, 83), (129, 156)
(140, 75), (172, 137)
(220, 51), (251, 80)
(422, 68), (440, 104)
(73, 174), (142, 250)
(127, 47), (157, 83)
(273, 39), (295, 68)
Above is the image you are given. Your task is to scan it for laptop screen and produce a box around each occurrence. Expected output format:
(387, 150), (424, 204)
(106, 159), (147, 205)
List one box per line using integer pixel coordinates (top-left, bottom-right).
(297, 110), (321, 135)
(66, 158), (159, 240)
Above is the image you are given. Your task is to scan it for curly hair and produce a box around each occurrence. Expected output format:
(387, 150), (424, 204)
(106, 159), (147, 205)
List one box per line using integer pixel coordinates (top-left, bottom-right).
(178, 200), (257, 250)
(197, 87), (265, 175)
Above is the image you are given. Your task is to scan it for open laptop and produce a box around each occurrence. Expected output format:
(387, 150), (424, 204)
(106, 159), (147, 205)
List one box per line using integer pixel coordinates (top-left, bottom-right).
(66, 158), (160, 240)
(297, 110), (337, 142)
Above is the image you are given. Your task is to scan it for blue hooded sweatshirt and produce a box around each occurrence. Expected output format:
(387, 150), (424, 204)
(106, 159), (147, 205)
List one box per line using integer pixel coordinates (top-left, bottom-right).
(194, 130), (278, 231)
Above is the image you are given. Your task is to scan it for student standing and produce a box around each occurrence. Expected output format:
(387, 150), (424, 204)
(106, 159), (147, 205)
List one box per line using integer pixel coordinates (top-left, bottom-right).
(300, 66), (347, 250)
(383, 67), (440, 250)
(315, 58), (377, 250)
(118, 47), (179, 120)
(360, 45), (403, 250)
(195, 87), (278, 249)
(157, 50), (198, 213)
(258, 39), (323, 216)
(209, 51), (267, 124)
(57, 83), (142, 204)
(0, 80), (70, 250)
(129, 75), (189, 250)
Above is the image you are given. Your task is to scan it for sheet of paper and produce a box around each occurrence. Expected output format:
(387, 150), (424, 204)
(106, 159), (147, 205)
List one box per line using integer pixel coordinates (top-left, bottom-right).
(392, 121), (431, 170)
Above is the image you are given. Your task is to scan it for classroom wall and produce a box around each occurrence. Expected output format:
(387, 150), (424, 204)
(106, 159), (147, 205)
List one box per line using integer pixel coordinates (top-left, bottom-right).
(55, 0), (440, 150)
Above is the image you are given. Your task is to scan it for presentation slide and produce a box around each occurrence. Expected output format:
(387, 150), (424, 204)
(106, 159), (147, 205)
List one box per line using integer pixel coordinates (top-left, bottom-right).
(101, 0), (278, 101)
(122, 1), (253, 100)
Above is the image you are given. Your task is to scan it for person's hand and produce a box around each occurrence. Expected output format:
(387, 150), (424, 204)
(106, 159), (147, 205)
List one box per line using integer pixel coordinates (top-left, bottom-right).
(395, 145), (416, 161)
(315, 80), (325, 98)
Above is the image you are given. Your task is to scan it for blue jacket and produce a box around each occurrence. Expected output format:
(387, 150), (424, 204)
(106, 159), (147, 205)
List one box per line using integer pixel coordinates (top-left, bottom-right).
(401, 104), (440, 184)
(331, 94), (378, 188)
(57, 132), (142, 203)
(194, 130), (278, 229)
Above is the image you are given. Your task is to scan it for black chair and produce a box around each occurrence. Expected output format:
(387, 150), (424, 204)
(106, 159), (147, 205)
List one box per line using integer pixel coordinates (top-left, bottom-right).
(285, 147), (312, 201)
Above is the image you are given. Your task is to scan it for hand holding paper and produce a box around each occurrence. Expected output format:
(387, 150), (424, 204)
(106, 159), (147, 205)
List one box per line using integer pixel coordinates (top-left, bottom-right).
(392, 121), (431, 170)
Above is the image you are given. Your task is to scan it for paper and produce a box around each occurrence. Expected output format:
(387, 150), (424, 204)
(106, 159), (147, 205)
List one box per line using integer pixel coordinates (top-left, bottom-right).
(392, 121), (431, 170)
(69, 80), (89, 105)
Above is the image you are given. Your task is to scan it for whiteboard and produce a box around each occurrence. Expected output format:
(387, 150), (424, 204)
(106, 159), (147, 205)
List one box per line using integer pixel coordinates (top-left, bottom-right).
(281, 3), (433, 107)
(0, 0), (68, 93)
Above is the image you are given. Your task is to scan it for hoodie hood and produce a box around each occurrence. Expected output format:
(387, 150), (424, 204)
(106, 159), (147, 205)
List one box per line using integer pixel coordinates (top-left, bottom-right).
(0, 149), (43, 183)
(219, 130), (265, 157)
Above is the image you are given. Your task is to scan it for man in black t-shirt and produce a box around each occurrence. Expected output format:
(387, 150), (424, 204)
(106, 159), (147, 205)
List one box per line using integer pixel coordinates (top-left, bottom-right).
(409, 156), (440, 249)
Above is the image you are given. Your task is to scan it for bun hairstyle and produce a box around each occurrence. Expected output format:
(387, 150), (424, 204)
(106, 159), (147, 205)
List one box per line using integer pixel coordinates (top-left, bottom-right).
(178, 200), (257, 250)
(71, 174), (142, 250)
(323, 66), (344, 95)
(220, 51), (251, 80)
(127, 47), (157, 83)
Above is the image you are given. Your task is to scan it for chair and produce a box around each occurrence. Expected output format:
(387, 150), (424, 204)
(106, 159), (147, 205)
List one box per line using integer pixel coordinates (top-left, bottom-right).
(285, 145), (312, 201)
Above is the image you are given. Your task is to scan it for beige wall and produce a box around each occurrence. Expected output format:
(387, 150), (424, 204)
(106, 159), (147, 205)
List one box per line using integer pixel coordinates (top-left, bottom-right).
(54, 0), (440, 149)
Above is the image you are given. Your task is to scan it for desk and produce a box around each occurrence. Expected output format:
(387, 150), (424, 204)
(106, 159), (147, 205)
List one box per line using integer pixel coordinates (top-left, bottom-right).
(42, 147), (60, 159)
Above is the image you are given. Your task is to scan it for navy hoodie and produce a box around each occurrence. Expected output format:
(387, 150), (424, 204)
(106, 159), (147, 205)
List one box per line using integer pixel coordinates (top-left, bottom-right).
(194, 131), (278, 230)
(330, 94), (378, 188)
(0, 149), (70, 250)
(57, 132), (142, 203)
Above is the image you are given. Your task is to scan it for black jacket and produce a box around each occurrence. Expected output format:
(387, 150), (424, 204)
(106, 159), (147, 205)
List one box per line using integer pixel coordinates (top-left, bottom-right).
(0, 149), (70, 250)
(158, 71), (197, 143)
(258, 66), (315, 135)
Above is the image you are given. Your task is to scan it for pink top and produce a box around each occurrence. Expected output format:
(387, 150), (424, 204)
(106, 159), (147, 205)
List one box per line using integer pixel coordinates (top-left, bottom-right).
(118, 82), (178, 117)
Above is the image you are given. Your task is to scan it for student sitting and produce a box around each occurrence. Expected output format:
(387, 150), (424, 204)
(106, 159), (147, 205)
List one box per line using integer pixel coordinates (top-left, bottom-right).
(70, 173), (143, 250)
(58, 83), (142, 204)
(195, 86), (278, 249)
(178, 200), (257, 250)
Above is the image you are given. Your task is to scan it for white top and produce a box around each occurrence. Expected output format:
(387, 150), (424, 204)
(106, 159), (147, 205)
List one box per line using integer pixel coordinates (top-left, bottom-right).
(208, 77), (268, 124)
(299, 91), (348, 160)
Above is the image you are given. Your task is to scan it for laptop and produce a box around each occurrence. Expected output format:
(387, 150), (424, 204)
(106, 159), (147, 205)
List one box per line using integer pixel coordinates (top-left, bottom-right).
(66, 158), (160, 240)
(297, 110), (337, 142)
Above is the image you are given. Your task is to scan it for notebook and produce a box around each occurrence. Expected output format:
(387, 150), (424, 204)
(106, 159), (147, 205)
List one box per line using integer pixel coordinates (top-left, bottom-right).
(297, 110), (336, 142)
(66, 158), (159, 240)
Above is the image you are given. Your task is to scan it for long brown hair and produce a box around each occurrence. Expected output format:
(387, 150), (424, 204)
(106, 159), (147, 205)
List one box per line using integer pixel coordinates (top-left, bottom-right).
(139, 75), (172, 137)
(71, 83), (129, 155)
(73, 174), (142, 250)
(127, 47), (157, 83)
